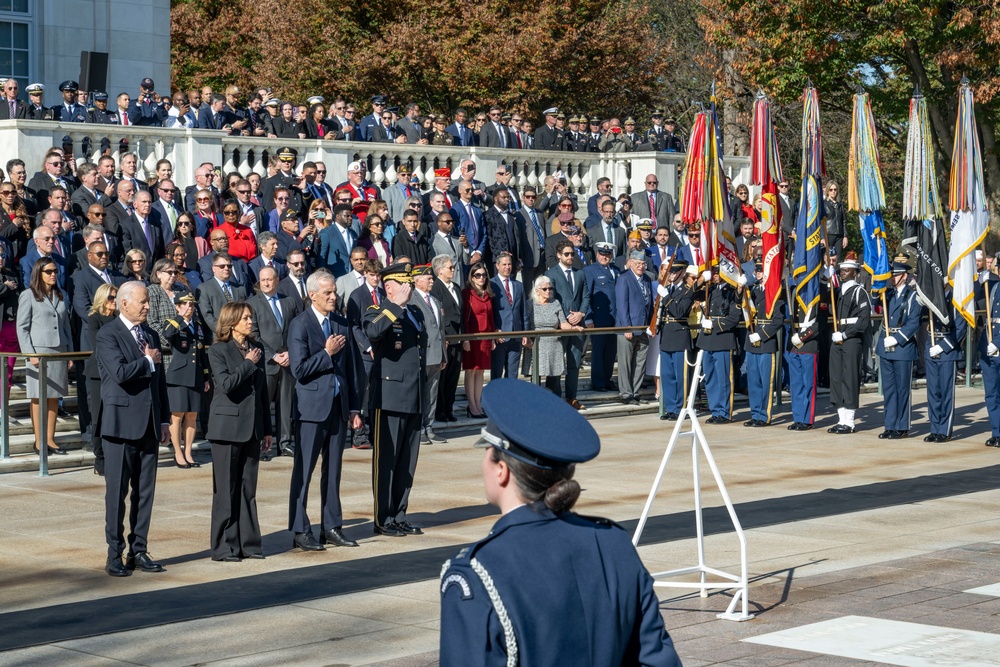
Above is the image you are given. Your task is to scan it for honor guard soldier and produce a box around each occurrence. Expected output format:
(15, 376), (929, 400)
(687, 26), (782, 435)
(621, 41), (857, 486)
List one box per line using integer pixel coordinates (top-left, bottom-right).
(363, 262), (428, 537)
(645, 109), (668, 151)
(922, 287), (966, 442)
(54, 80), (88, 123)
(534, 107), (566, 151)
(662, 117), (686, 153)
(697, 268), (741, 423)
(786, 283), (827, 431)
(744, 262), (784, 427)
(980, 278), (1000, 447)
(26, 83), (53, 120)
(584, 116), (603, 152)
(828, 252), (871, 434)
(623, 117), (642, 148)
(584, 241), (619, 392)
(656, 260), (699, 420)
(439, 378), (682, 667)
(875, 255), (920, 439)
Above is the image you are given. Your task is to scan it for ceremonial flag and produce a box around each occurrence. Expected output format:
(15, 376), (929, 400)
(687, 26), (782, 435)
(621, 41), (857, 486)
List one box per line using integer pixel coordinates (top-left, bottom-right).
(793, 175), (823, 314)
(901, 90), (949, 323)
(847, 91), (890, 293)
(793, 85), (826, 320)
(750, 91), (785, 317)
(947, 79), (989, 326)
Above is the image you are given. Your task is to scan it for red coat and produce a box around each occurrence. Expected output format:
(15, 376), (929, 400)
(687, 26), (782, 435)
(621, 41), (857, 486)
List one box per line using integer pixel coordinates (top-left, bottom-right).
(462, 287), (494, 370)
(219, 221), (258, 262)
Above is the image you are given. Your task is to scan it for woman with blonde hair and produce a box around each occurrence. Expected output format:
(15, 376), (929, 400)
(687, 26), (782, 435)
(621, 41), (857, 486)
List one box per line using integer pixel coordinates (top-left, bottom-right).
(123, 248), (149, 283)
(85, 282), (118, 475)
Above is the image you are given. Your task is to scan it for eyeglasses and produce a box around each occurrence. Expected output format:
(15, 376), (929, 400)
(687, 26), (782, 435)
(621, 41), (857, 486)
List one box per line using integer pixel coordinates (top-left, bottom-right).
(177, 220), (192, 227)
(41, 268), (58, 275)
(443, 264), (455, 270)
(315, 170), (326, 175)
(559, 252), (574, 257)
(646, 180), (658, 185)
(287, 261), (305, 267)
(160, 270), (177, 276)
(337, 199), (350, 203)
(159, 187), (176, 193)
(373, 103), (385, 108)
(48, 161), (63, 167)
(687, 233), (699, 238)
(381, 115), (392, 120)
(369, 221), (384, 227)
(236, 189), (251, 194)
(196, 197), (211, 202)
(129, 259), (145, 264)
(523, 194), (536, 199)
(472, 272), (486, 278)
(778, 184), (789, 188)
(559, 204), (572, 209)
(90, 251), (108, 257)
(0, 190), (14, 195)
(408, 203), (421, 209)
(223, 210), (239, 215)
(214, 263), (232, 269)
(538, 286), (553, 291)
(276, 197), (289, 202)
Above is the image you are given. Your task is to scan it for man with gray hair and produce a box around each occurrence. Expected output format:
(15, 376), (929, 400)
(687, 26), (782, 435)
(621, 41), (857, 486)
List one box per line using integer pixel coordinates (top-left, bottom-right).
(95, 280), (170, 576)
(615, 250), (654, 404)
(249, 230), (288, 281)
(71, 162), (113, 219)
(286, 269), (364, 550)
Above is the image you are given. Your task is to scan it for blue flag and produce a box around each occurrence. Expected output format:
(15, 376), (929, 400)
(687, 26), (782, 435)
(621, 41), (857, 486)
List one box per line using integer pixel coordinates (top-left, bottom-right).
(793, 174), (823, 316)
(860, 210), (890, 293)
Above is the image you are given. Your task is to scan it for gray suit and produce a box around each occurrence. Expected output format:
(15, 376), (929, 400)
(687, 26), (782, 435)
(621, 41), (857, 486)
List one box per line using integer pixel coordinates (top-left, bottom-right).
(249, 290), (303, 450)
(383, 181), (416, 224)
(431, 232), (468, 288)
(395, 116), (424, 144)
(336, 270), (367, 313)
(197, 278), (248, 341)
(630, 189), (675, 228)
(410, 289), (446, 430)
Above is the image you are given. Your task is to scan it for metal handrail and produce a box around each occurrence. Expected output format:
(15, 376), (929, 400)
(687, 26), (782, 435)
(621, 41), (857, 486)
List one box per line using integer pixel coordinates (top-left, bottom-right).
(1, 351), (91, 476)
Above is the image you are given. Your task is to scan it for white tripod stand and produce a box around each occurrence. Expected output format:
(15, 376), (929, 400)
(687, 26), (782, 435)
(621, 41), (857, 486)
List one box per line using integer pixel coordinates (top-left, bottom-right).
(632, 349), (754, 621)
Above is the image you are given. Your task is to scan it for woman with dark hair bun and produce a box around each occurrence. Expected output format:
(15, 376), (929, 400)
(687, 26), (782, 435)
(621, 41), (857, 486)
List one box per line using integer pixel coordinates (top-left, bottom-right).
(439, 378), (682, 666)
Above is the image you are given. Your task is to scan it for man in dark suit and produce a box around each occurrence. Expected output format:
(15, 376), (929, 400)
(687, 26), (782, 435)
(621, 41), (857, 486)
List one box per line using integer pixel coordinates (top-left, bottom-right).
(278, 249), (311, 306)
(371, 114), (403, 143)
(490, 252), (528, 380)
(27, 153), (74, 204)
(249, 266), (302, 459)
(546, 239), (591, 409)
(70, 163), (113, 219)
(480, 106), (513, 149)
(151, 180), (184, 247)
(196, 252), (248, 340)
(485, 189), (525, 273)
(431, 255), (462, 422)
(126, 78), (168, 127)
(518, 188), (547, 290)
(72, 240), (126, 343)
(198, 229), (252, 287)
(449, 182), (486, 267)
(615, 251), (654, 403)
(287, 270), (363, 550)
(363, 262), (428, 537)
(391, 210), (432, 265)
(585, 198), (627, 259)
(545, 217), (585, 270)
(0, 78), (26, 119)
(445, 109), (474, 147)
(197, 93), (234, 132)
(248, 231), (288, 282)
(94, 281), (170, 577)
(484, 165), (522, 212)
(104, 180), (137, 238)
(120, 191), (165, 264)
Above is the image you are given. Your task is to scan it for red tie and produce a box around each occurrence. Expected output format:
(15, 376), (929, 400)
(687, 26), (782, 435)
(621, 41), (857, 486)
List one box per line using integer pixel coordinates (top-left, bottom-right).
(404, 185), (411, 198)
(122, 111), (129, 126)
(504, 278), (513, 305)
(695, 248), (702, 267)
(648, 193), (657, 225)
(516, 133), (522, 148)
(371, 288), (378, 305)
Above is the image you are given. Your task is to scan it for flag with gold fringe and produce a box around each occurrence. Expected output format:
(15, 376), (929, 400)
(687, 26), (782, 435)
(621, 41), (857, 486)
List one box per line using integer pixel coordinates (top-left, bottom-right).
(847, 90), (890, 294)
(750, 90), (784, 317)
(792, 85), (825, 319)
(947, 78), (990, 327)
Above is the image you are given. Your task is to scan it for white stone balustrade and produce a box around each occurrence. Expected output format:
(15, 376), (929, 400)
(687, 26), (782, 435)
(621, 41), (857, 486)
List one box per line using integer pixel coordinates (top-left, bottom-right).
(0, 120), (750, 200)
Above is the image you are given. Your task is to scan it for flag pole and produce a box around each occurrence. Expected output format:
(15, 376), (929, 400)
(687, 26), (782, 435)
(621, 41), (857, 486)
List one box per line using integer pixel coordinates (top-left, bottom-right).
(985, 243), (994, 345)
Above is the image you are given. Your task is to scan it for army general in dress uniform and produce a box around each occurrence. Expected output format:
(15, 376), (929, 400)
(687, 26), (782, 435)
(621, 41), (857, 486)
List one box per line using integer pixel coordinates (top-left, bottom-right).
(439, 379), (682, 666)
(363, 262), (428, 537)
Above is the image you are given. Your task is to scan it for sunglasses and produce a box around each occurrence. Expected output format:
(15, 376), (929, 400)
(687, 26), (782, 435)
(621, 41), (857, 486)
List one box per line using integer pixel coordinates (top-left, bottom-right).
(687, 233), (699, 238)
(159, 187), (176, 193)
(646, 181), (658, 185)
(287, 261), (305, 267)
(177, 220), (192, 226)
(369, 221), (384, 227)
(223, 210), (239, 215)
(315, 170), (327, 175)
(90, 251), (109, 257)
(523, 195), (536, 199)
(160, 270), (177, 276)
(196, 197), (211, 202)
(129, 259), (145, 264)
(214, 263), (233, 269)
(236, 189), (250, 194)
(41, 268), (58, 275)
(0, 190), (15, 195)
(538, 286), (553, 291)
(472, 273), (486, 278)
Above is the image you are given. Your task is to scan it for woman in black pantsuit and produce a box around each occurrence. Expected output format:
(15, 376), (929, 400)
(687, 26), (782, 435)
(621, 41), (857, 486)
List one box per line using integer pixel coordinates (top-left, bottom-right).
(85, 283), (118, 476)
(206, 301), (272, 562)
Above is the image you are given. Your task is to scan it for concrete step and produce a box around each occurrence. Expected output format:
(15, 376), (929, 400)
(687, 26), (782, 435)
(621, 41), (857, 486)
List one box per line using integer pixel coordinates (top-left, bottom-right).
(0, 439), (215, 474)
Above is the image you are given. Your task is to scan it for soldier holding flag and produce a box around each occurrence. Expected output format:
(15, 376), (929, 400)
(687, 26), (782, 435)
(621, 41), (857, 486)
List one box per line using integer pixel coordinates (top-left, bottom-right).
(874, 256), (920, 440)
(827, 252), (871, 434)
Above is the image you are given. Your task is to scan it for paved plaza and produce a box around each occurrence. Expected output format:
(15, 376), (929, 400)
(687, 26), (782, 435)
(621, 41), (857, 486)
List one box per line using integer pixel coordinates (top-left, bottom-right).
(2, 385), (1000, 666)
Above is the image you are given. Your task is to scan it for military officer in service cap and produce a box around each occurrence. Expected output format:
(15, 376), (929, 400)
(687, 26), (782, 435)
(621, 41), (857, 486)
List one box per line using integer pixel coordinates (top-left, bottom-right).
(26, 83), (52, 120)
(363, 261), (428, 537)
(161, 291), (210, 468)
(534, 107), (566, 151)
(744, 261), (784, 427)
(875, 254), (920, 439)
(828, 252), (871, 434)
(922, 286), (966, 442)
(89, 92), (119, 124)
(439, 378), (682, 667)
(54, 80), (88, 123)
(787, 279), (827, 431)
(662, 117), (686, 153)
(979, 277), (1000, 447)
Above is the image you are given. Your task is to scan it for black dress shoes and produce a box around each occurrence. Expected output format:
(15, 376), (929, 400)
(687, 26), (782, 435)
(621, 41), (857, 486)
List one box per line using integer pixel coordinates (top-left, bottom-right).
(787, 422), (812, 431)
(660, 412), (678, 421)
(924, 434), (948, 443)
(126, 552), (165, 573)
(706, 416), (731, 424)
(212, 554), (242, 562)
(878, 430), (893, 439)
(887, 430), (908, 440)
(321, 528), (359, 547)
(106, 556), (130, 577)
(828, 424), (856, 434)
(744, 420), (768, 427)
(987, 437), (1000, 447)
(244, 553), (265, 560)
(396, 521), (423, 535)
(374, 521), (407, 537)
(293, 532), (326, 551)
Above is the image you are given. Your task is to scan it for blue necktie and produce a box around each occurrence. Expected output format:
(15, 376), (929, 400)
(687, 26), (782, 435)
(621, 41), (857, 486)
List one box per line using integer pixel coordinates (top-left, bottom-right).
(529, 209), (544, 246)
(322, 316), (331, 338)
(270, 296), (283, 328)
(322, 316), (340, 396)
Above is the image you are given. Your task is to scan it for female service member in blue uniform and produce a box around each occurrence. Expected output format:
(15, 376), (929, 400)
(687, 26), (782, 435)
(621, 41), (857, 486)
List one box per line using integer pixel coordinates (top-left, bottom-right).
(439, 378), (682, 666)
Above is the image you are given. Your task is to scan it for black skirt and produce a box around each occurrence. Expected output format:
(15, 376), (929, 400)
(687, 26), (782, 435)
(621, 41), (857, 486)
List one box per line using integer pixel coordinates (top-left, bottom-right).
(167, 384), (201, 413)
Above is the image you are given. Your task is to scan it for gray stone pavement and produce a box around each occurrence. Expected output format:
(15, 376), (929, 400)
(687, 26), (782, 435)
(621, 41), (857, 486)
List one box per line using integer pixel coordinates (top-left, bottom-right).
(1, 385), (1000, 666)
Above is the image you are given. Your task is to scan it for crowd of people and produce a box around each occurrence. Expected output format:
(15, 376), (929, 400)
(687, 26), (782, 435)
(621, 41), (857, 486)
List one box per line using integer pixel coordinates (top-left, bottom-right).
(0, 73), (994, 583)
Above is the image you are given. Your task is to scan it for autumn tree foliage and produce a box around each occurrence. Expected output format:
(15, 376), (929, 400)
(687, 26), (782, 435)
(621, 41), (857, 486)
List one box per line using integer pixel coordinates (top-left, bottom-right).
(171, 0), (674, 124)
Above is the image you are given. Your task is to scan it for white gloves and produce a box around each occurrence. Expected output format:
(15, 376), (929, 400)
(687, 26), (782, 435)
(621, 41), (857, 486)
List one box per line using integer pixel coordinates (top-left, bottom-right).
(748, 332), (761, 344)
(645, 327), (654, 337)
(701, 317), (713, 331)
(737, 274), (747, 287)
(701, 270), (711, 282)
(832, 332), (845, 343)
(989, 342), (999, 356)
(791, 333), (803, 347)
(929, 344), (944, 358)
(657, 284), (670, 298)
(883, 335), (898, 349)
(980, 271), (991, 285)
